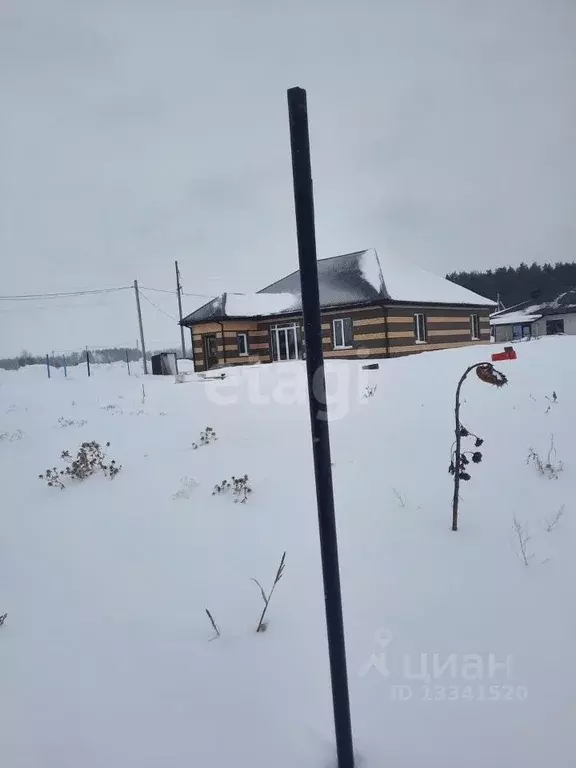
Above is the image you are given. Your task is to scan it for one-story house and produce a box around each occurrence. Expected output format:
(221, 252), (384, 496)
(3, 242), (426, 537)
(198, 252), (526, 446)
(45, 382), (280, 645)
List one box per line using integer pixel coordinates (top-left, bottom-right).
(180, 249), (495, 371)
(491, 289), (576, 342)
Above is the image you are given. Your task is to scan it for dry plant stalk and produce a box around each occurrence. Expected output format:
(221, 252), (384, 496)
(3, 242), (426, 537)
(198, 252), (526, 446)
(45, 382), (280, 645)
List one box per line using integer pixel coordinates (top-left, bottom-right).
(513, 516), (533, 566)
(252, 552), (286, 633)
(205, 608), (220, 641)
(545, 505), (565, 532)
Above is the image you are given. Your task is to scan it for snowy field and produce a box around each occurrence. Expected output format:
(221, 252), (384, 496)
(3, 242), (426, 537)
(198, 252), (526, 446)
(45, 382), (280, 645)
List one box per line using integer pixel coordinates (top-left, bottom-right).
(1, 338), (575, 767)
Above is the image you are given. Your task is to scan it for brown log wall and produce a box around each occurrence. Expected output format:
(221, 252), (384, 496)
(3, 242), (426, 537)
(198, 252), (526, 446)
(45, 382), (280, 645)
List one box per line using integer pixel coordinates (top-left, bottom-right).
(189, 306), (492, 369)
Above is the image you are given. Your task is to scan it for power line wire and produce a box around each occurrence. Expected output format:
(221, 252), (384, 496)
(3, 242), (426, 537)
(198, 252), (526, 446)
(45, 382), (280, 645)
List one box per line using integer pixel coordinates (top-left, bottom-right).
(139, 291), (179, 321)
(0, 286), (132, 301)
(1, 284), (216, 302)
(141, 285), (216, 299)
(0, 297), (124, 312)
(140, 286), (175, 295)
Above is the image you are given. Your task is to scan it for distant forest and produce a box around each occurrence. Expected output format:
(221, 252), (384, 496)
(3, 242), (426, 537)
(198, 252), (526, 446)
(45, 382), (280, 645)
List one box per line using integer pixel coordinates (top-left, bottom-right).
(447, 261), (576, 309)
(0, 347), (179, 371)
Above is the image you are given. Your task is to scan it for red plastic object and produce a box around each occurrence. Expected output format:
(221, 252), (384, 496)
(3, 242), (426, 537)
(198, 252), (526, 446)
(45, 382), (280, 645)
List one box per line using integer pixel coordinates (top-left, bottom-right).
(491, 346), (517, 362)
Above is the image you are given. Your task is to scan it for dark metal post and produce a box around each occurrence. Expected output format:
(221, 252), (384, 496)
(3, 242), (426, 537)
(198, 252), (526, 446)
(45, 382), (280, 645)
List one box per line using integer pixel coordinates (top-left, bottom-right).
(86, 348), (91, 377)
(46, 354), (51, 379)
(287, 86), (355, 768)
(126, 349), (131, 376)
(63, 355), (67, 378)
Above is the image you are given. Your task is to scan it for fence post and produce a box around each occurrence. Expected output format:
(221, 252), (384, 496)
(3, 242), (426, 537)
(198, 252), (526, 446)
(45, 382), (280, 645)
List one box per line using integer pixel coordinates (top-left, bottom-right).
(287, 86), (355, 768)
(86, 349), (91, 378)
(126, 349), (131, 376)
(46, 354), (51, 379)
(63, 355), (67, 378)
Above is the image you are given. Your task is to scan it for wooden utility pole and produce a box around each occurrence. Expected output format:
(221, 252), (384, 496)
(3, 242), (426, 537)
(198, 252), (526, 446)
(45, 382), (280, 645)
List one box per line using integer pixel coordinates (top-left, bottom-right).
(175, 260), (186, 359)
(134, 279), (148, 374)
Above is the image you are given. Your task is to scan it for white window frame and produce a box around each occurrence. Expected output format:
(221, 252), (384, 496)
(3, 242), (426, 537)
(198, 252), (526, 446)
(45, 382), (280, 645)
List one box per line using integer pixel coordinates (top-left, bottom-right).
(270, 323), (300, 361)
(414, 313), (428, 344)
(332, 318), (353, 349)
(237, 333), (249, 356)
(470, 313), (480, 340)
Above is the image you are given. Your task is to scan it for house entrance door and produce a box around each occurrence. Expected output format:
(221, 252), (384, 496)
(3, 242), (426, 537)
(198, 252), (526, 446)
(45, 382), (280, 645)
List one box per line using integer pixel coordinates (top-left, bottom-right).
(271, 324), (300, 361)
(202, 335), (218, 369)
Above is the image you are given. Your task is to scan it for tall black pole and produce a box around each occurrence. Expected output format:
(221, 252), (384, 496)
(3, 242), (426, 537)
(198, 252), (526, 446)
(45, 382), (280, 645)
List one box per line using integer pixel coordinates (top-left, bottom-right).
(86, 348), (91, 378)
(287, 86), (355, 768)
(175, 261), (186, 359)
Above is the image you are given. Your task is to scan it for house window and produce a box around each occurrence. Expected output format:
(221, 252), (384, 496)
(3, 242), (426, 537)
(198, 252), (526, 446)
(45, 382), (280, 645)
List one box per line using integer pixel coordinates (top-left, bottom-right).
(237, 333), (249, 356)
(332, 318), (353, 349)
(470, 314), (480, 340)
(413, 313), (428, 343)
(546, 319), (564, 335)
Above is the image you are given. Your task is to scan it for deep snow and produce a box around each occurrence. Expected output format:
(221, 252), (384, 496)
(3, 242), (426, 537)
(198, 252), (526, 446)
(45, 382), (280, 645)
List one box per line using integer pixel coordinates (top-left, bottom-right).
(1, 338), (574, 767)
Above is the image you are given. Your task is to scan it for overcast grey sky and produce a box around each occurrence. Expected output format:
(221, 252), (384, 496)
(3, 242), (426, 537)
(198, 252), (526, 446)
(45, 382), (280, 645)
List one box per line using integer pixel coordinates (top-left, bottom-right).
(1, 0), (575, 356)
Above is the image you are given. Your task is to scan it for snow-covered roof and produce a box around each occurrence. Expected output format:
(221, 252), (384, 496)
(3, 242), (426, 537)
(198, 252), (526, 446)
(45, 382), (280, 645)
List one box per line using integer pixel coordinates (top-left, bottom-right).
(489, 288), (576, 326)
(257, 249), (385, 307)
(490, 311), (542, 327)
(376, 248), (495, 306)
(181, 248), (494, 325)
(538, 289), (576, 313)
(258, 248), (494, 307)
(180, 292), (298, 323)
(224, 292), (298, 317)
